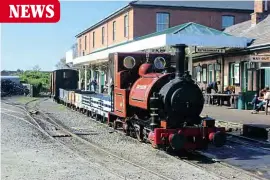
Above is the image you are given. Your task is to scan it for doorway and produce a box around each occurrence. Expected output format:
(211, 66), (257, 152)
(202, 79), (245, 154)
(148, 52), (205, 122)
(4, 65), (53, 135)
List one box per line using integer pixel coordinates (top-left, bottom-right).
(260, 68), (270, 89)
(208, 64), (213, 83)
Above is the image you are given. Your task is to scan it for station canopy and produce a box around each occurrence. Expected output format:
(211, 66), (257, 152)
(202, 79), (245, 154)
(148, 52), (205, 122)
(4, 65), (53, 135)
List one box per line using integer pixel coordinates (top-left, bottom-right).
(72, 22), (253, 66)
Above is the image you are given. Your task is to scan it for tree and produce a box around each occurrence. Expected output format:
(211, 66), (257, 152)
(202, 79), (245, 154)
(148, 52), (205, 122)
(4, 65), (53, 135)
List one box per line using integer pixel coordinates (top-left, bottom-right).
(55, 57), (72, 70)
(16, 69), (23, 73)
(32, 65), (41, 71)
(19, 67), (50, 93)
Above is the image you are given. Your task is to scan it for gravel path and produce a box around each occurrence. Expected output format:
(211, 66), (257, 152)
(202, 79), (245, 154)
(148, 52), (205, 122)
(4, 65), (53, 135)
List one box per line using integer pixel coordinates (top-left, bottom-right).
(39, 98), (261, 180)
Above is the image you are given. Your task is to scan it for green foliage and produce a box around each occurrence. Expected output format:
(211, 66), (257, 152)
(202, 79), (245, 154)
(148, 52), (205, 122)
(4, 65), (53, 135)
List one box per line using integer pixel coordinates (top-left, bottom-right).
(16, 65), (51, 92)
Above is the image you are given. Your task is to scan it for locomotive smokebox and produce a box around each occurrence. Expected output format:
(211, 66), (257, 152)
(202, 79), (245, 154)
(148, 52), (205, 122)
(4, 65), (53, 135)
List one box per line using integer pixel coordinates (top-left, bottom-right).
(172, 44), (187, 78)
(159, 44), (204, 127)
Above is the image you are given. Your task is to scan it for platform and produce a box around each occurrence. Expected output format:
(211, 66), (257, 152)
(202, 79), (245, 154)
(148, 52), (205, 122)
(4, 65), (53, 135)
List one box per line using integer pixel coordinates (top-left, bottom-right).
(202, 105), (270, 140)
(202, 105), (270, 126)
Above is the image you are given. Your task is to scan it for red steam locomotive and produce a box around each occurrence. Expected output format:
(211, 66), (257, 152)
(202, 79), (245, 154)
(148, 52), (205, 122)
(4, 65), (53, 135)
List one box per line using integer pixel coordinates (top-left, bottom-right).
(108, 44), (226, 151)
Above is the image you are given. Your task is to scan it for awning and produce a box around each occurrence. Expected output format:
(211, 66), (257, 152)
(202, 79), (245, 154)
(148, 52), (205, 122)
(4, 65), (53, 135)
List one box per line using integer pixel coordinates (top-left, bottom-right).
(166, 34), (252, 48)
(72, 22), (253, 66)
(73, 34), (166, 66)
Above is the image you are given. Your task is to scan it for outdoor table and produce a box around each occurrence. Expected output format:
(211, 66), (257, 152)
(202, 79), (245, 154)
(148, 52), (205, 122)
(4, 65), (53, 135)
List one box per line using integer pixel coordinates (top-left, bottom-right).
(204, 93), (239, 107)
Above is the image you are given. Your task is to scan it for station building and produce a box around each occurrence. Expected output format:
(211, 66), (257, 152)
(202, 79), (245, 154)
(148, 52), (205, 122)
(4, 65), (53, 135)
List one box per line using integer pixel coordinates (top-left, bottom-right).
(192, 0), (270, 94)
(66, 0), (260, 94)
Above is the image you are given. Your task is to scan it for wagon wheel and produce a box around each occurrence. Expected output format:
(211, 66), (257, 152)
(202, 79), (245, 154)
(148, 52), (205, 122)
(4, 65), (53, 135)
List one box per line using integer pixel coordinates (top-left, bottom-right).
(108, 122), (113, 127)
(135, 126), (144, 142)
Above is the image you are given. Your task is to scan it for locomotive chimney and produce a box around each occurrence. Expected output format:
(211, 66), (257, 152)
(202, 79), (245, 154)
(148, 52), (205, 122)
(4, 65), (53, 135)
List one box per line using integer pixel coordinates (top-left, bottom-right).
(172, 44), (186, 78)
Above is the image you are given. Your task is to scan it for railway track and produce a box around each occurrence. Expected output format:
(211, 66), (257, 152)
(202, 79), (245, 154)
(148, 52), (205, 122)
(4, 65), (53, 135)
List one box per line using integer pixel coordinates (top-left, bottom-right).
(2, 98), (268, 180)
(2, 98), (175, 180)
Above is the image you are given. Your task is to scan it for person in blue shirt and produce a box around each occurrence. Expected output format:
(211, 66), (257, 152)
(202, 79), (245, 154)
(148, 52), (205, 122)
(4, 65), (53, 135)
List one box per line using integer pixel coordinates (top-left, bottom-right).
(90, 79), (97, 92)
(250, 87), (269, 113)
(206, 82), (218, 94)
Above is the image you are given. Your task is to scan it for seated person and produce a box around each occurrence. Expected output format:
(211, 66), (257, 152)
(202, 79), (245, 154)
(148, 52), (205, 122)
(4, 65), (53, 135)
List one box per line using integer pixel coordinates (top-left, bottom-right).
(250, 87), (267, 108)
(224, 86), (232, 94)
(251, 87), (270, 114)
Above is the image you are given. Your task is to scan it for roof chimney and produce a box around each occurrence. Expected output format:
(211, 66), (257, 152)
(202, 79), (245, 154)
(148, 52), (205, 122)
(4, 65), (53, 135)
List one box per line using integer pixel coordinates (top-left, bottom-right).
(251, 0), (269, 26)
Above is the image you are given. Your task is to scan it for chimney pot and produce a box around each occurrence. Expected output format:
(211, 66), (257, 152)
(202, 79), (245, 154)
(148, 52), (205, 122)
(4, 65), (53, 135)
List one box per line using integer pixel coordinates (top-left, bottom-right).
(251, 0), (269, 26)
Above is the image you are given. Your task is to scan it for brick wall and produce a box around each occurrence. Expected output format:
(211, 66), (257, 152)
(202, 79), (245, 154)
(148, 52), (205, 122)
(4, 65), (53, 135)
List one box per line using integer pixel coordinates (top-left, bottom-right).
(77, 8), (134, 56)
(133, 7), (251, 38)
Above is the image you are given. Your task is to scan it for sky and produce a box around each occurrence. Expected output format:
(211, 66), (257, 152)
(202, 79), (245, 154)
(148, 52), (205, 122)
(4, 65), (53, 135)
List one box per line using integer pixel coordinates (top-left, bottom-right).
(1, 1), (129, 71)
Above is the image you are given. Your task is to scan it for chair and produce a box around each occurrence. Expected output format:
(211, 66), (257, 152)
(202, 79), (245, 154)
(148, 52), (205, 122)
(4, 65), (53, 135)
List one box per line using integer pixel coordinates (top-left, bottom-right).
(264, 92), (270, 115)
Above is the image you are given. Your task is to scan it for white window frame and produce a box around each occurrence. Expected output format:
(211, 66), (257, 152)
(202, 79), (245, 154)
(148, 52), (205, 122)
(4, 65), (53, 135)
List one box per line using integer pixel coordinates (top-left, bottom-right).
(222, 15), (235, 29)
(84, 35), (87, 50)
(156, 12), (170, 32)
(93, 31), (95, 48)
(102, 27), (105, 45)
(124, 15), (129, 38)
(113, 21), (116, 41)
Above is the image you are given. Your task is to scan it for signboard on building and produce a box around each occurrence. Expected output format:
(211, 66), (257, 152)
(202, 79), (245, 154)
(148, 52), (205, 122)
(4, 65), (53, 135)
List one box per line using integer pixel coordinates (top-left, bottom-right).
(195, 47), (225, 53)
(250, 55), (270, 62)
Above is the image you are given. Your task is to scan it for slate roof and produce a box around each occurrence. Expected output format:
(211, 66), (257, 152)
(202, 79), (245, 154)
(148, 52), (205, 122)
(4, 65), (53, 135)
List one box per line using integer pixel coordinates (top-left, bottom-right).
(132, 1), (254, 11)
(224, 14), (270, 47)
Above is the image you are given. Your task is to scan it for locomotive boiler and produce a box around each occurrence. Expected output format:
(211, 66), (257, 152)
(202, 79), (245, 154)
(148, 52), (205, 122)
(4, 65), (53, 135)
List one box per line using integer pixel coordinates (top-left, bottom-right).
(108, 44), (226, 151)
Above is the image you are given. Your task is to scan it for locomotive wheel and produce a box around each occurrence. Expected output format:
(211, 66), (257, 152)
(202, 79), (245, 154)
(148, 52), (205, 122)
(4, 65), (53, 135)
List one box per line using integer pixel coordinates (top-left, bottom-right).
(113, 121), (118, 129)
(135, 126), (144, 142)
